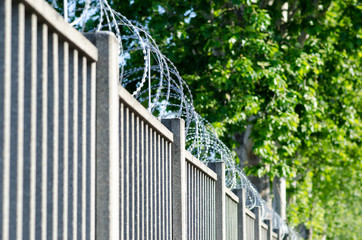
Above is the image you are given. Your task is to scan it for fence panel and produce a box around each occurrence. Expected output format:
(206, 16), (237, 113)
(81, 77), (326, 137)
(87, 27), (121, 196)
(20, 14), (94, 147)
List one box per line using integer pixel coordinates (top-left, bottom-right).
(119, 86), (174, 240)
(185, 151), (217, 240)
(225, 188), (239, 240)
(261, 222), (268, 240)
(0, 0), (97, 239)
(245, 209), (256, 240)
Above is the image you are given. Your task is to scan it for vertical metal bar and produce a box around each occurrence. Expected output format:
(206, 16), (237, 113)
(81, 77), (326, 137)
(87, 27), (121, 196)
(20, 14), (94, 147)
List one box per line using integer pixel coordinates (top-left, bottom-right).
(165, 139), (169, 239)
(130, 112), (135, 240)
(57, 38), (64, 240)
(124, 107), (129, 240)
(0, 0), (11, 238)
(135, 116), (139, 240)
(189, 165), (192, 240)
(12, 3), (25, 239)
(140, 120), (144, 240)
(52, 32), (59, 240)
(192, 165), (196, 240)
(168, 141), (172, 238)
(27, 13), (37, 240)
(61, 41), (69, 240)
(119, 103), (124, 239)
(203, 175), (206, 240)
(197, 170), (200, 240)
(164, 139), (168, 239)
(40, 23), (49, 240)
(76, 54), (83, 240)
(81, 56), (87, 240)
(90, 61), (96, 240)
(161, 137), (165, 239)
(144, 124), (149, 240)
(213, 181), (215, 240)
(157, 133), (161, 240)
(72, 49), (79, 240)
(66, 47), (73, 240)
(149, 128), (153, 240)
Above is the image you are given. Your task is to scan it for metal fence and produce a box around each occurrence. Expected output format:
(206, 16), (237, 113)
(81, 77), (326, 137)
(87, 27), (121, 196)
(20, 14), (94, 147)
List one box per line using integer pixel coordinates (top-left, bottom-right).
(185, 151), (217, 240)
(0, 0), (97, 239)
(246, 209), (256, 240)
(1, 0), (288, 239)
(225, 189), (239, 240)
(119, 87), (173, 239)
(261, 222), (268, 240)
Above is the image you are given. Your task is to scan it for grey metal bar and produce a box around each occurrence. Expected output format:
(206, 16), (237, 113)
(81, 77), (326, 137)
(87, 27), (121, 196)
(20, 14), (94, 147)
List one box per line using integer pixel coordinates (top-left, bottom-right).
(72, 48), (78, 240)
(140, 119), (144, 239)
(130, 111), (134, 240)
(51, 32), (60, 240)
(40, 23), (49, 240)
(0, 1), (11, 237)
(144, 124), (149, 239)
(14, 3), (26, 239)
(26, 12), (38, 240)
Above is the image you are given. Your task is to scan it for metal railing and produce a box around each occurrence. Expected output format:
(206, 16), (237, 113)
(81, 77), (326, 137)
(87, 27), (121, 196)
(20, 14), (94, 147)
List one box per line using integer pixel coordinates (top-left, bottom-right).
(185, 151), (217, 240)
(0, 0), (97, 239)
(119, 86), (174, 239)
(225, 189), (239, 240)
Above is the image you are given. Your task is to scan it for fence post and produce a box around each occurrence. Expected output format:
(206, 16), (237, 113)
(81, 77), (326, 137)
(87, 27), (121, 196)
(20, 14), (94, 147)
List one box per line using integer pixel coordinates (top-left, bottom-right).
(208, 162), (226, 240)
(233, 188), (246, 240)
(265, 219), (272, 240)
(84, 32), (120, 240)
(254, 207), (262, 240)
(162, 118), (187, 240)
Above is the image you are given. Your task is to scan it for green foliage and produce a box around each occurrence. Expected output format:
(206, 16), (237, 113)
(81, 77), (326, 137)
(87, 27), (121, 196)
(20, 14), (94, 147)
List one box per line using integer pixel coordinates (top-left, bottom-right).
(112, 1), (361, 238)
(52, 0), (361, 238)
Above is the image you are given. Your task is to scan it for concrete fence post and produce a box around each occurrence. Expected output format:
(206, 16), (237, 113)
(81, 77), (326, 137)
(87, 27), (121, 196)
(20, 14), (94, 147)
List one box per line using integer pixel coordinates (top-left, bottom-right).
(208, 162), (226, 240)
(233, 188), (247, 240)
(265, 219), (272, 240)
(162, 118), (187, 240)
(253, 207), (262, 240)
(84, 32), (120, 240)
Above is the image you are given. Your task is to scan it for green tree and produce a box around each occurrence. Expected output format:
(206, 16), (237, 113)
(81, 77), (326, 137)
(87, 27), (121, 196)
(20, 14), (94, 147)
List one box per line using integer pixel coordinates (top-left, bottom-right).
(112, 1), (361, 239)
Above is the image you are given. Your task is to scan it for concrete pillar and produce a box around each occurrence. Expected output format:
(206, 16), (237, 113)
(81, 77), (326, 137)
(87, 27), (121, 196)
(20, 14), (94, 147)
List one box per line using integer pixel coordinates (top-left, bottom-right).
(273, 177), (286, 221)
(162, 118), (187, 240)
(233, 188), (247, 240)
(253, 207), (262, 240)
(208, 162), (226, 240)
(84, 32), (120, 240)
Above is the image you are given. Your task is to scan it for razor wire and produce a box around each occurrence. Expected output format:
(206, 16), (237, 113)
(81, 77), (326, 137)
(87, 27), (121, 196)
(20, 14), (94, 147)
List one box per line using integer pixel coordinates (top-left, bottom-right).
(60, 0), (297, 237)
